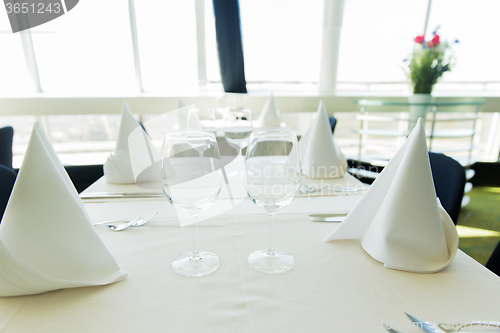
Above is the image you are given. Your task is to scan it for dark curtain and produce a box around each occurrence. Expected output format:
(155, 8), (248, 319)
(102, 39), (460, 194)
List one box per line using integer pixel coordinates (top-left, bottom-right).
(212, 0), (247, 93)
(0, 126), (14, 169)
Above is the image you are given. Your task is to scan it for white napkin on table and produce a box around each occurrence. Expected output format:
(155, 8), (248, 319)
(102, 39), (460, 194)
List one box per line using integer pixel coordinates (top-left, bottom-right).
(255, 95), (282, 129)
(299, 101), (348, 179)
(104, 102), (161, 184)
(0, 123), (127, 297)
(325, 118), (459, 273)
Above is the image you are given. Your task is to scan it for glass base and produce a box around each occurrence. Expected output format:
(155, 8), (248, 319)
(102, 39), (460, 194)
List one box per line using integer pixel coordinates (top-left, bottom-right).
(172, 251), (220, 277)
(248, 249), (295, 274)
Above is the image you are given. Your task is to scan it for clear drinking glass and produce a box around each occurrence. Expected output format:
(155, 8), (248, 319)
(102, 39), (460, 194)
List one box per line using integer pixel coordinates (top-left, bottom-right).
(244, 130), (302, 274)
(187, 108), (217, 134)
(224, 108), (253, 150)
(161, 132), (223, 277)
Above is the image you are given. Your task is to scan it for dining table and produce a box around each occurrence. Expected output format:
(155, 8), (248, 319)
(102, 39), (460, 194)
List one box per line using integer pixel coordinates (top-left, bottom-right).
(0, 176), (499, 333)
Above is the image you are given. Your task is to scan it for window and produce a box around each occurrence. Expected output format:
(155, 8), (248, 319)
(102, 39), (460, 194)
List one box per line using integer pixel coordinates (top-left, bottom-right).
(0, 1), (499, 166)
(205, 0), (221, 84)
(30, 0), (136, 95)
(135, 0), (198, 92)
(239, 0), (323, 88)
(337, 0), (427, 92)
(0, 18), (33, 95)
(427, 0), (500, 92)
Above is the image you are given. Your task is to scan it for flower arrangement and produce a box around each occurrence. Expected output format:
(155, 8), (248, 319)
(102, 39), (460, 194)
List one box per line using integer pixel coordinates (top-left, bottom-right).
(404, 28), (458, 94)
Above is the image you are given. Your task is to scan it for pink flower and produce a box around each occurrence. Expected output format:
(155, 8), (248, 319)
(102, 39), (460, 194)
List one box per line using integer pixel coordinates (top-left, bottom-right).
(414, 35), (425, 44)
(431, 34), (440, 46)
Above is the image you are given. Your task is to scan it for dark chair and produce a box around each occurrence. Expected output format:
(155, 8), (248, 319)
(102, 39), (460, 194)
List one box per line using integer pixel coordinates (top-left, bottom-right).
(346, 159), (383, 185)
(0, 164), (16, 222)
(64, 165), (104, 193)
(0, 126), (14, 169)
(348, 152), (465, 224)
(486, 241), (500, 277)
(428, 152), (466, 225)
(329, 117), (337, 134)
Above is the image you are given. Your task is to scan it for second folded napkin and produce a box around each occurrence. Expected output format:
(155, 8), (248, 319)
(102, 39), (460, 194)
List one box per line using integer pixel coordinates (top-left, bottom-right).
(325, 118), (459, 273)
(255, 95), (282, 129)
(299, 101), (347, 179)
(104, 102), (161, 184)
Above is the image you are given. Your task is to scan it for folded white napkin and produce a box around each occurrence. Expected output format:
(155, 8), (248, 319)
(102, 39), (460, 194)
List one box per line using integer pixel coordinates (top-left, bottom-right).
(104, 102), (161, 184)
(325, 118), (459, 273)
(0, 123), (127, 296)
(299, 101), (347, 179)
(255, 95), (282, 129)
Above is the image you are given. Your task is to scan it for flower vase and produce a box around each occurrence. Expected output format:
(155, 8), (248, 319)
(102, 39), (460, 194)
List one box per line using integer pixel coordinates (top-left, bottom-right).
(408, 94), (433, 130)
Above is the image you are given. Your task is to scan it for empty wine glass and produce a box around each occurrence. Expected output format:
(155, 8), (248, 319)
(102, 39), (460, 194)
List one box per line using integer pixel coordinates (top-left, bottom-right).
(161, 132), (223, 277)
(244, 130), (302, 274)
(224, 108), (253, 151)
(188, 108), (217, 134)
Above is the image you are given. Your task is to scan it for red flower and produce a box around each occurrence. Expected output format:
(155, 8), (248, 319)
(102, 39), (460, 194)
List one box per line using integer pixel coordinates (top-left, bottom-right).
(414, 35), (425, 44)
(431, 34), (440, 46)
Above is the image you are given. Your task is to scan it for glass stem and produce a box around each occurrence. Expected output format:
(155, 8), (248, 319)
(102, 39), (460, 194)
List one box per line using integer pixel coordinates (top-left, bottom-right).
(191, 215), (200, 259)
(268, 212), (276, 255)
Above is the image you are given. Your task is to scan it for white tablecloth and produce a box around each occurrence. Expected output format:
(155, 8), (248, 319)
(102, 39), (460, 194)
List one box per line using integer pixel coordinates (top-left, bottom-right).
(0, 178), (499, 332)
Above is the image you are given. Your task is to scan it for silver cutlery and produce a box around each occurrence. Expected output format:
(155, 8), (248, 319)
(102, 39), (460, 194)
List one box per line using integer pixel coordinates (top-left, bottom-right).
(81, 192), (164, 200)
(406, 313), (500, 332)
(93, 211), (159, 231)
(309, 213), (348, 222)
(94, 216), (140, 231)
(131, 211), (159, 227)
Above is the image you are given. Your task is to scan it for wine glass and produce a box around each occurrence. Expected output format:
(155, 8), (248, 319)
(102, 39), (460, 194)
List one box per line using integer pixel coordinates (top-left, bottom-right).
(244, 130), (302, 274)
(224, 108), (253, 151)
(187, 108), (217, 134)
(161, 132), (223, 277)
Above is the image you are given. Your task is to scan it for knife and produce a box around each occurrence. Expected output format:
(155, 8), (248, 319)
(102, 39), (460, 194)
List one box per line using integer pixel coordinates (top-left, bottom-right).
(80, 192), (165, 200)
(309, 213), (348, 222)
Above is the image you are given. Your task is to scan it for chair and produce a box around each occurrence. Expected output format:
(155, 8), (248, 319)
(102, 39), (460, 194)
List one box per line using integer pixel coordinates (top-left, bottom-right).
(0, 126), (14, 169)
(64, 165), (104, 193)
(0, 164), (16, 222)
(486, 241), (500, 277)
(348, 152), (465, 224)
(428, 152), (466, 225)
(329, 117), (337, 134)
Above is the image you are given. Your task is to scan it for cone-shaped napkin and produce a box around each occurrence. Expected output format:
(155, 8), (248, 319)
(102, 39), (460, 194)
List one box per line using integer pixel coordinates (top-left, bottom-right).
(255, 95), (281, 128)
(104, 102), (161, 184)
(325, 119), (458, 273)
(299, 101), (347, 179)
(0, 123), (127, 296)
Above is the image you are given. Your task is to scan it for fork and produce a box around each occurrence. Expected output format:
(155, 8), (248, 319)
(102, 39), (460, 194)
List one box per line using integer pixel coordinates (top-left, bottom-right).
(406, 313), (500, 332)
(130, 211), (159, 227)
(94, 211), (159, 231)
(94, 217), (141, 231)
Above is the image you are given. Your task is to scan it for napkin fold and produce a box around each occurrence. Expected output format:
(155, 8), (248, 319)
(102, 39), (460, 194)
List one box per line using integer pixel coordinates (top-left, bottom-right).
(0, 123), (127, 296)
(255, 95), (282, 129)
(299, 101), (347, 179)
(104, 102), (161, 184)
(325, 118), (458, 273)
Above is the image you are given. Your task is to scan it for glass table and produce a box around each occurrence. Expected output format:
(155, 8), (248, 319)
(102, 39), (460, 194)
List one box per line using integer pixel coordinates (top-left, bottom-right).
(352, 99), (486, 167)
